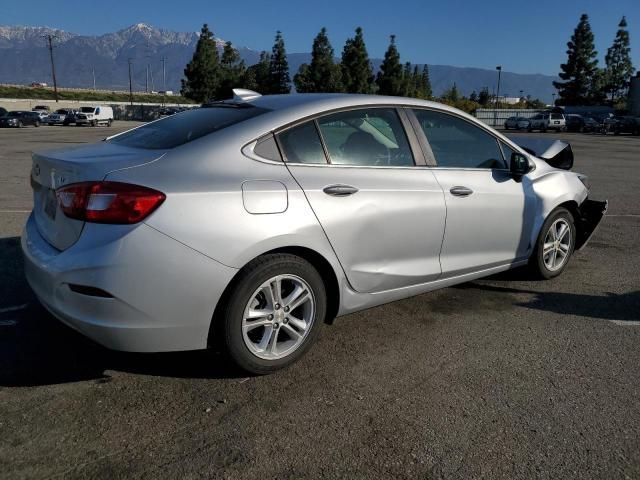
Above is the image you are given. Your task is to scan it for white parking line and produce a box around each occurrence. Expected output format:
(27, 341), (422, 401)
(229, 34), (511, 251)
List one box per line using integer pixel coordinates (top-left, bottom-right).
(610, 320), (640, 326)
(0, 320), (17, 327)
(0, 304), (28, 314)
(0, 210), (30, 214)
(606, 214), (640, 218)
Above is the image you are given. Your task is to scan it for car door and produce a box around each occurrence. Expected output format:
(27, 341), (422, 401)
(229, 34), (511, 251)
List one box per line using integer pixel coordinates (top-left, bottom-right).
(279, 107), (447, 293)
(410, 108), (536, 277)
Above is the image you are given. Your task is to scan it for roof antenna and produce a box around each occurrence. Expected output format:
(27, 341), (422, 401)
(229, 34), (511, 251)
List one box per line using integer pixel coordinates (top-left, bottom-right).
(232, 88), (262, 102)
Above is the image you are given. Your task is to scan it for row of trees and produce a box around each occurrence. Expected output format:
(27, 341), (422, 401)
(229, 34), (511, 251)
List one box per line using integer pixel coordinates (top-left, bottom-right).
(181, 25), (434, 102)
(181, 25), (292, 101)
(554, 14), (634, 106)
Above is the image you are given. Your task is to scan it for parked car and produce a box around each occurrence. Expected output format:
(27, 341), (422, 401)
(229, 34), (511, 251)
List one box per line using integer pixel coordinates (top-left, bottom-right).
(565, 114), (599, 133)
(45, 109), (77, 126)
(22, 91), (606, 374)
(158, 107), (180, 117)
(33, 110), (49, 122)
(612, 116), (640, 135)
(528, 112), (566, 132)
(0, 111), (42, 127)
(504, 116), (530, 130)
(74, 106), (114, 126)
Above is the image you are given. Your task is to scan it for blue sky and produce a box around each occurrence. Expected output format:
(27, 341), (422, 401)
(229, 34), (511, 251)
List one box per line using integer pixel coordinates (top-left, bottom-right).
(4, 0), (639, 75)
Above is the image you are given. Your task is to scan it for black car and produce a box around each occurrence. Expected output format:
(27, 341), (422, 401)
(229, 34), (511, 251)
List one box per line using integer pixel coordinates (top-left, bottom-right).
(613, 116), (640, 135)
(0, 111), (41, 128)
(566, 114), (599, 133)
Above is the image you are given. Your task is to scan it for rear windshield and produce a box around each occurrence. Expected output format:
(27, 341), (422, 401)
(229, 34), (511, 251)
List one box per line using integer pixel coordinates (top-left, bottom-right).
(551, 113), (563, 119)
(110, 105), (270, 149)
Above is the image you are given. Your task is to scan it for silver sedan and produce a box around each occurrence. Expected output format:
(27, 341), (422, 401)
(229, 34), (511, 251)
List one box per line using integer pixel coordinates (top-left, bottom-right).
(22, 91), (606, 374)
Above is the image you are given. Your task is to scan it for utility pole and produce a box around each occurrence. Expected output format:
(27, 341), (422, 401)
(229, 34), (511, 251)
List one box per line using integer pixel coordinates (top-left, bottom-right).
(161, 56), (167, 91)
(44, 34), (59, 102)
(128, 58), (134, 106)
(92, 67), (96, 91)
(494, 65), (502, 127)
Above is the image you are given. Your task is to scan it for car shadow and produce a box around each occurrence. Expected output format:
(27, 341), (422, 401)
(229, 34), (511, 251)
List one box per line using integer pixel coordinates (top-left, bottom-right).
(453, 281), (640, 322)
(0, 236), (241, 387)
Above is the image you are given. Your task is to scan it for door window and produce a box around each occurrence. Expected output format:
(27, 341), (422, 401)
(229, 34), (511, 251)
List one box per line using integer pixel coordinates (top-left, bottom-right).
(278, 121), (327, 164)
(316, 108), (414, 166)
(412, 109), (506, 169)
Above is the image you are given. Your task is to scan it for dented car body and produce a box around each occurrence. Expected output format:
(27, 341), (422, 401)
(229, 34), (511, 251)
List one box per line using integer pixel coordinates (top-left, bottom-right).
(21, 92), (607, 372)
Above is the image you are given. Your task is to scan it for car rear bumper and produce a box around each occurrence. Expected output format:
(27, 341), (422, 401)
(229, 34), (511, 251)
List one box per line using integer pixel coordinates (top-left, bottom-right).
(21, 213), (238, 352)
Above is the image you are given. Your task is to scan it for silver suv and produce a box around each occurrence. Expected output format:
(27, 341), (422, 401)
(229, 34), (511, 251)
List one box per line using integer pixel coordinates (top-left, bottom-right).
(528, 112), (566, 132)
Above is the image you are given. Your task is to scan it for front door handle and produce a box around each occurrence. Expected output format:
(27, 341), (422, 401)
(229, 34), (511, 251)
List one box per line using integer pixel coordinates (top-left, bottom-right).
(450, 186), (474, 197)
(323, 184), (359, 197)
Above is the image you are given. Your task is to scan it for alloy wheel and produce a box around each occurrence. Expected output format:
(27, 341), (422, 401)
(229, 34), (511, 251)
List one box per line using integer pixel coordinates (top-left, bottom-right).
(543, 218), (572, 271)
(241, 274), (316, 360)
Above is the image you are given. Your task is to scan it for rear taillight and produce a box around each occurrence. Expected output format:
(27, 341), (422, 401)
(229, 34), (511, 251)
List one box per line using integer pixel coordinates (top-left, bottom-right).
(56, 181), (165, 224)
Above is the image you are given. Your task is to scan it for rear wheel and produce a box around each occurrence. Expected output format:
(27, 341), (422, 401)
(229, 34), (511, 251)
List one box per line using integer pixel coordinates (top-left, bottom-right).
(220, 254), (327, 375)
(34, 121), (40, 127)
(529, 208), (576, 279)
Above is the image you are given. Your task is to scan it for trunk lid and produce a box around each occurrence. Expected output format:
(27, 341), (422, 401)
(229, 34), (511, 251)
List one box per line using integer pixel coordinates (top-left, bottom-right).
(31, 142), (165, 251)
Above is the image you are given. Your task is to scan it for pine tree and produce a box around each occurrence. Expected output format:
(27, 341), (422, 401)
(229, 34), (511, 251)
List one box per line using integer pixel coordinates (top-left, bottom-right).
(266, 31), (291, 94)
(294, 28), (342, 93)
(469, 91), (478, 102)
(605, 16), (635, 102)
(181, 24), (220, 102)
(553, 14), (599, 105)
(340, 27), (375, 94)
(411, 65), (421, 98)
(217, 41), (246, 99)
(478, 87), (490, 106)
(442, 83), (459, 102)
(400, 62), (413, 97)
(420, 64), (433, 99)
(376, 35), (404, 96)
(247, 51), (271, 93)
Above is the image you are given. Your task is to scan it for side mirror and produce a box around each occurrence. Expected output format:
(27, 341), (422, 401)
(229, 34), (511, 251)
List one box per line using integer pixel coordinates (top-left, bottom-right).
(510, 152), (530, 180)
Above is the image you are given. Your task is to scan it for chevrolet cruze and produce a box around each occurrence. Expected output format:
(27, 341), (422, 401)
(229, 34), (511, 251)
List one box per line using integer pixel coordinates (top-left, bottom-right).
(22, 90), (606, 374)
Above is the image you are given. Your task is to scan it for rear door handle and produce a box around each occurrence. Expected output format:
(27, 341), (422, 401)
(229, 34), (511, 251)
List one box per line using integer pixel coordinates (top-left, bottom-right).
(323, 184), (359, 196)
(450, 186), (474, 197)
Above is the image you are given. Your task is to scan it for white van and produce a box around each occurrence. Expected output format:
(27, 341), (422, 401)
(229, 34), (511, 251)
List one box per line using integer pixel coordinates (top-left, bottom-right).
(74, 106), (114, 126)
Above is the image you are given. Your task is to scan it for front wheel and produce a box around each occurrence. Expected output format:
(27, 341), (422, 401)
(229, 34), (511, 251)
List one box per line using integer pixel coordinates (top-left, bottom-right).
(529, 208), (576, 279)
(220, 253), (327, 375)
(34, 121), (40, 127)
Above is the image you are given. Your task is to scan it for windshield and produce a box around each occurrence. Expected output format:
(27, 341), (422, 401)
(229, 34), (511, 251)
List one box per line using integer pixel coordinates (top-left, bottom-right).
(55, 109), (67, 114)
(109, 105), (270, 150)
(7, 112), (21, 117)
(80, 107), (96, 113)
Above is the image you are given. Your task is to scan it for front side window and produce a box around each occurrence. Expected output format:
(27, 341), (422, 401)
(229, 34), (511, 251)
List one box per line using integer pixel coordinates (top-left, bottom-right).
(316, 108), (414, 166)
(412, 109), (506, 169)
(278, 121), (327, 164)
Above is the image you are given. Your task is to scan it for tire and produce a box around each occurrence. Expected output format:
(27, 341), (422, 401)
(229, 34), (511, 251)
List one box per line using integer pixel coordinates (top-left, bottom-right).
(34, 121), (40, 127)
(529, 207), (576, 279)
(219, 253), (327, 375)
(541, 124), (547, 133)
(90, 120), (96, 127)
(17, 121), (23, 128)
(107, 119), (112, 127)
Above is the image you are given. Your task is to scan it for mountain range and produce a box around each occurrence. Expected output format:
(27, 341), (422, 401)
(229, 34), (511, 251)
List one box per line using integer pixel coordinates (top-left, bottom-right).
(0, 24), (558, 100)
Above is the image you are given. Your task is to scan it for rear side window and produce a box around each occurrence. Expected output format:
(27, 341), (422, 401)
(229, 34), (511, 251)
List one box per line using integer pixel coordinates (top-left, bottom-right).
(278, 122), (327, 164)
(110, 106), (269, 149)
(253, 134), (282, 162)
(317, 108), (414, 166)
(413, 109), (506, 169)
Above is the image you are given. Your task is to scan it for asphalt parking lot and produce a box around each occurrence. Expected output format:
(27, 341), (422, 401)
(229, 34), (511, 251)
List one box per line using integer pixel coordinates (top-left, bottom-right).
(0, 123), (638, 479)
